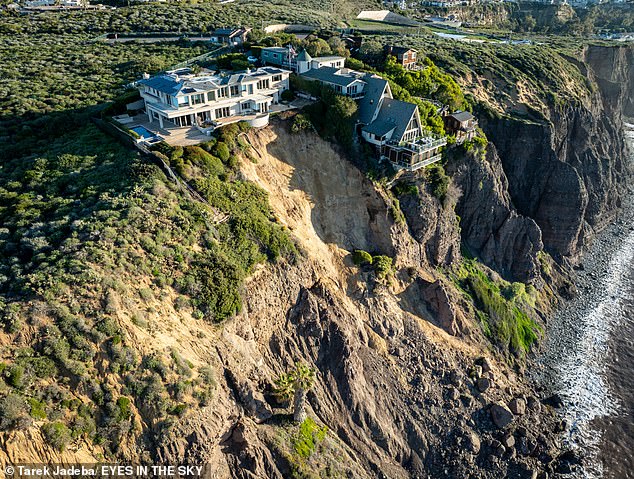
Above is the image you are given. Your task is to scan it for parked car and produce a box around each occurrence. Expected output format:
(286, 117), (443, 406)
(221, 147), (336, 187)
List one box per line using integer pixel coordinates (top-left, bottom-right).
(247, 56), (258, 63)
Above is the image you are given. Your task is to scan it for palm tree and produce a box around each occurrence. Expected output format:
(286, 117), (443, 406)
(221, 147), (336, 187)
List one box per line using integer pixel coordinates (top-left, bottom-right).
(274, 363), (315, 423)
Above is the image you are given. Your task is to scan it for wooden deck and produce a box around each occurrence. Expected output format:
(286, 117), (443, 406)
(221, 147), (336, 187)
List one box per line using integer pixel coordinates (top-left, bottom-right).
(130, 115), (210, 146)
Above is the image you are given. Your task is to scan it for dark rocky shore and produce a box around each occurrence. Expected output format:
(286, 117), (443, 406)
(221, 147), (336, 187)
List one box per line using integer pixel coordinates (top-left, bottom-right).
(536, 132), (634, 479)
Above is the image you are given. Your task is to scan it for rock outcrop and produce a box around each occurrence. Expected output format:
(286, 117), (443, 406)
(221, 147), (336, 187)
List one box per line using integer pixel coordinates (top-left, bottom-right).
(478, 46), (634, 262)
(446, 144), (544, 282)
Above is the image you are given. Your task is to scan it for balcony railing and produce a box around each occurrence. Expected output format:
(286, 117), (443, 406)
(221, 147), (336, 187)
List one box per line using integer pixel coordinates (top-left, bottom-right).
(387, 153), (443, 171)
(387, 136), (447, 154)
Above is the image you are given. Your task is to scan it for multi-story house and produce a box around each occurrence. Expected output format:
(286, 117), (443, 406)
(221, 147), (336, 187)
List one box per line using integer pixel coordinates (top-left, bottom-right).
(443, 110), (478, 143)
(137, 67), (291, 130)
(357, 74), (447, 171)
(300, 67), (367, 98)
(260, 47), (345, 74)
(384, 46), (418, 70)
(295, 65), (446, 170)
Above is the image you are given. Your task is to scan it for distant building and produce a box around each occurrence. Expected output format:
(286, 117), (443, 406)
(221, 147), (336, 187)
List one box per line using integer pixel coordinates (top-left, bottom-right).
(260, 46), (345, 73)
(443, 110), (478, 143)
(384, 45), (418, 70)
(137, 67), (290, 130)
(25, 0), (86, 6)
(211, 27), (251, 46)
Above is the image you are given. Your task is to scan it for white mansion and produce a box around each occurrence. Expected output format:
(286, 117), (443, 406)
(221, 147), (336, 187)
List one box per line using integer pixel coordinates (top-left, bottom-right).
(137, 66), (291, 130)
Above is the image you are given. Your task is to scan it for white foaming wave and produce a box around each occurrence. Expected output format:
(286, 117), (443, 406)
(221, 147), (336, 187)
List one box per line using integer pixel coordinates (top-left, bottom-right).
(552, 229), (634, 479)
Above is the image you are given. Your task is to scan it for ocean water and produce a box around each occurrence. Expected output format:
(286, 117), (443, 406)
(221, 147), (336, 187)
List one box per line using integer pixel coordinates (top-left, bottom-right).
(596, 259), (634, 479)
(538, 130), (634, 478)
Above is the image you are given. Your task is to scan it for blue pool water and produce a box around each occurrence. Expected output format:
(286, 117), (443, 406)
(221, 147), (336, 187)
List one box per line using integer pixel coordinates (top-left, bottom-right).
(131, 126), (157, 139)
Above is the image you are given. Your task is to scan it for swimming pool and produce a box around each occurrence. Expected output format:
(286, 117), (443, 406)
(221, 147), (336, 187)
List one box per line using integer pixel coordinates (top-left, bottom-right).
(131, 126), (157, 139)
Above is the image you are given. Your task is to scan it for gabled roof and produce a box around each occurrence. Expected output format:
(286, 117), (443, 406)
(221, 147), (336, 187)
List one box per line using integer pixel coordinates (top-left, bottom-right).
(448, 110), (474, 122)
(357, 74), (389, 124)
(362, 119), (396, 138)
(301, 67), (360, 87)
(374, 98), (418, 142)
(139, 75), (183, 96)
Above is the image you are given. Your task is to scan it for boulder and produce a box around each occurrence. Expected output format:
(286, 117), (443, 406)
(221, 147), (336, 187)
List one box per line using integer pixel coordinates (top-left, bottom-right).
(517, 436), (537, 456)
(477, 377), (491, 393)
(527, 396), (541, 413)
(490, 403), (514, 429)
(421, 279), (461, 336)
(509, 397), (526, 415)
(447, 386), (460, 401)
(543, 394), (564, 409)
(502, 432), (515, 449)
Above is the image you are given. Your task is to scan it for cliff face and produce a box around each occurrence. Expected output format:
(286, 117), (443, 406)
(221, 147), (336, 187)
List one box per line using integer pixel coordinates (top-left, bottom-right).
(149, 126), (558, 479)
(446, 145), (544, 283)
(1, 45), (631, 479)
(477, 45), (633, 263)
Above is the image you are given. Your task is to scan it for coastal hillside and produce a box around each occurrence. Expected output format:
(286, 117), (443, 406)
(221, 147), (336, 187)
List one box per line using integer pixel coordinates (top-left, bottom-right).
(0, 7), (632, 476)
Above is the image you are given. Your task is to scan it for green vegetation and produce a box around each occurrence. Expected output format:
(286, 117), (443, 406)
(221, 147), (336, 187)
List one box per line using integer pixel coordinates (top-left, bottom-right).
(351, 251), (395, 283)
(352, 250), (373, 266)
(292, 78), (358, 148)
(425, 164), (450, 202)
(41, 421), (72, 452)
(274, 363), (315, 423)
(0, 0), (375, 36)
(392, 36), (592, 116)
(292, 417), (328, 459)
(0, 31), (294, 451)
(372, 255), (394, 282)
(291, 114), (312, 134)
(214, 53), (250, 71)
(383, 55), (468, 113)
(451, 260), (541, 357)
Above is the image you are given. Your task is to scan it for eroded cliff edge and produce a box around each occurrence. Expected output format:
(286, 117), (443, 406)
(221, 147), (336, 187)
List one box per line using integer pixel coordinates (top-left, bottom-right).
(0, 45), (632, 479)
(474, 45), (633, 264)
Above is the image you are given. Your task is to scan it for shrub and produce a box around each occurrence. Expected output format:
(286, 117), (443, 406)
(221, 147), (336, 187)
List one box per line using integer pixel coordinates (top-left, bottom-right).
(291, 114), (312, 133)
(115, 397), (132, 422)
(7, 364), (26, 389)
(281, 89), (295, 102)
(0, 394), (29, 430)
(372, 255), (394, 281)
(28, 398), (47, 420)
(292, 417), (327, 459)
(352, 250), (373, 266)
(214, 142), (231, 163)
(184, 146), (224, 176)
(426, 164), (450, 202)
(42, 421), (72, 451)
(169, 403), (187, 416)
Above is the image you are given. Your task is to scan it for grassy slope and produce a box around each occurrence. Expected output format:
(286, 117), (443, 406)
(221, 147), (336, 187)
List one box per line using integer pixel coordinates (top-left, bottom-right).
(0, 11), (296, 456)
